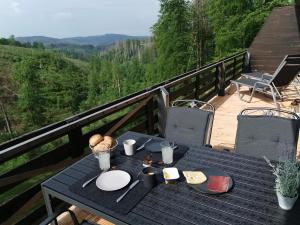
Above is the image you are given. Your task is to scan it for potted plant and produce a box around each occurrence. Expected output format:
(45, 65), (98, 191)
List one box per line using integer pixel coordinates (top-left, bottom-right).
(264, 157), (300, 210)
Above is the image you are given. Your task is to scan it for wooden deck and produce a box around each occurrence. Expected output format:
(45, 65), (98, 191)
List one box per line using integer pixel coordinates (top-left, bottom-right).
(209, 83), (300, 155)
(54, 82), (300, 225)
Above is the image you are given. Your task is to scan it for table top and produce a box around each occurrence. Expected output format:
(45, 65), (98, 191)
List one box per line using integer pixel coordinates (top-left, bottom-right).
(42, 131), (300, 225)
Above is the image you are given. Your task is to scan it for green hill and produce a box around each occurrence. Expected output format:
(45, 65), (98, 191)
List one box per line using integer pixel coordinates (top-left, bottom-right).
(0, 45), (89, 141)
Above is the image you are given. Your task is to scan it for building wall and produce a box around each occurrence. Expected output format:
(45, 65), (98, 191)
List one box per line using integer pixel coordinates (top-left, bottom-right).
(249, 6), (300, 73)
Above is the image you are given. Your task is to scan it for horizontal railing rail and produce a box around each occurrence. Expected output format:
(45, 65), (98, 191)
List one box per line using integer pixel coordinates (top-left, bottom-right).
(0, 50), (247, 225)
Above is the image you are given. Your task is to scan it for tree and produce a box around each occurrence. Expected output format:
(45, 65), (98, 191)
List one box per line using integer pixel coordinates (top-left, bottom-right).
(12, 57), (46, 130)
(86, 56), (102, 107)
(208, 0), (291, 57)
(153, 0), (192, 79)
(190, 0), (214, 68)
(8, 35), (16, 46)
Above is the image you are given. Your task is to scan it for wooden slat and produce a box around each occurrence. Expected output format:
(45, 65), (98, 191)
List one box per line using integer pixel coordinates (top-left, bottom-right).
(0, 158), (77, 188)
(249, 6), (300, 73)
(3, 191), (43, 225)
(105, 95), (154, 136)
(0, 142), (70, 192)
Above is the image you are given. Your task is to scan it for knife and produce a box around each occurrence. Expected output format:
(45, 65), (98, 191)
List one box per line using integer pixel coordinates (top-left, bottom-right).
(116, 180), (140, 203)
(136, 138), (152, 151)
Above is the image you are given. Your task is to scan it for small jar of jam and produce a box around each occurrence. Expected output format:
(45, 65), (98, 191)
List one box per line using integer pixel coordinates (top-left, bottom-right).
(143, 153), (153, 167)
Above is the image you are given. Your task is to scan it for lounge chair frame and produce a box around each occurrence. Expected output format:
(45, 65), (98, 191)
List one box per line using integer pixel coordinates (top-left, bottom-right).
(232, 61), (300, 106)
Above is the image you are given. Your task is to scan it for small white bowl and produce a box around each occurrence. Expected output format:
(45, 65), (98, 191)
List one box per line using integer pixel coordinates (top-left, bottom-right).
(163, 167), (180, 181)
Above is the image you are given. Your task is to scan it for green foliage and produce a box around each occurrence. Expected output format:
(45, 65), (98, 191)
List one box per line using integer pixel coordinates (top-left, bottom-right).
(0, 0), (289, 142)
(208, 0), (291, 57)
(266, 159), (300, 198)
(153, 0), (192, 79)
(10, 52), (88, 132)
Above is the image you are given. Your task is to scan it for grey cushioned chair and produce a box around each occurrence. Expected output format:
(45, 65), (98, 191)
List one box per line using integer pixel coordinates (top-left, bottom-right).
(234, 107), (300, 161)
(164, 100), (215, 148)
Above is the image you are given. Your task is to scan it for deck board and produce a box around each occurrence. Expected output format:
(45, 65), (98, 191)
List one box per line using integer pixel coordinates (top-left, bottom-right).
(209, 83), (300, 156)
(56, 82), (300, 225)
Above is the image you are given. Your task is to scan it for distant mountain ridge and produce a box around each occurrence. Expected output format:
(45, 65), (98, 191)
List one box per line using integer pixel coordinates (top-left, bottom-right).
(16, 34), (149, 46)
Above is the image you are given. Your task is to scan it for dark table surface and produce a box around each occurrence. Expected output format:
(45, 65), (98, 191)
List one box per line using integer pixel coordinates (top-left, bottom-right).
(42, 131), (300, 225)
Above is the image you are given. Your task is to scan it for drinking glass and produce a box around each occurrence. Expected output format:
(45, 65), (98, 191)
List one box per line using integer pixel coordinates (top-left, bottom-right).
(160, 141), (174, 165)
(97, 150), (110, 171)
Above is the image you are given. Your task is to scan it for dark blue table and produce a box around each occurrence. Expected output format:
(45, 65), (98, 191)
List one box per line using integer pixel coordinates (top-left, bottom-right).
(42, 131), (300, 225)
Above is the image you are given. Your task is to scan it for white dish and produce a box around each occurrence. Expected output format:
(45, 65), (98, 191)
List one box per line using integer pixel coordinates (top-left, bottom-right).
(163, 167), (180, 180)
(96, 170), (131, 191)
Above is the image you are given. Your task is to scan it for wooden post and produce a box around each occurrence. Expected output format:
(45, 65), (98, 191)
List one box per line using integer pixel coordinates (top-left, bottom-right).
(68, 128), (84, 158)
(146, 97), (155, 135)
(216, 62), (225, 96)
(195, 75), (200, 100)
(243, 51), (250, 72)
(157, 87), (169, 136)
(233, 57), (237, 79)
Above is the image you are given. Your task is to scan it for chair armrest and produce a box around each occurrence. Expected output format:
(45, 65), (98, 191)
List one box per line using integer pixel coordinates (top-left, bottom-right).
(253, 81), (272, 89)
(40, 209), (79, 225)
(261, 73), (272, 81)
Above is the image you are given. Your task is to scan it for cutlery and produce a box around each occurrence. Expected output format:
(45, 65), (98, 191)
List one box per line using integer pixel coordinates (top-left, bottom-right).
(137, 138), (152, 151)
(82, 175), (99, 188)
(116, 180), (140, 203)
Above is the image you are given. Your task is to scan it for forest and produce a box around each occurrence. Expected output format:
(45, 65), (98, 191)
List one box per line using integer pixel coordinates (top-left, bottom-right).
(0, 0), (293, 144)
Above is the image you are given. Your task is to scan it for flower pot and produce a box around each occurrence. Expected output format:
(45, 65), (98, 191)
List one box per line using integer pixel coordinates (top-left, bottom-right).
(276, 191), (298, 210)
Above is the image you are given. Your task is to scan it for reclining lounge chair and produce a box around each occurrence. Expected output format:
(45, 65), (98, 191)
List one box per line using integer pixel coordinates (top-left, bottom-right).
(231, 60), (300, 105)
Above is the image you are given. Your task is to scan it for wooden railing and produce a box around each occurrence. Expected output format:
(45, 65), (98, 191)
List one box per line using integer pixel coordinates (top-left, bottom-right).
(0, 50), (247, 225)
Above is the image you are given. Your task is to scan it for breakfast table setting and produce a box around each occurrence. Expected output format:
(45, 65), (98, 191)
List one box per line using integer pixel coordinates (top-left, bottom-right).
(41, 131), (300, 225)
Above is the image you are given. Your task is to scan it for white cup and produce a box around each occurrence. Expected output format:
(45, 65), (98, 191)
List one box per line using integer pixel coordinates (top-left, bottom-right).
(123, 139), (136, 156)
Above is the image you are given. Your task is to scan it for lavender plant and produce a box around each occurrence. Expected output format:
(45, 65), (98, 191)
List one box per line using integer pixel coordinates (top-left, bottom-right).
(264, 157), (300, 198)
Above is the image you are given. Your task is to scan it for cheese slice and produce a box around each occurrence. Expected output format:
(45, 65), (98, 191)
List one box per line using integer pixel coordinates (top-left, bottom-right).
(183, 171), (207, 184)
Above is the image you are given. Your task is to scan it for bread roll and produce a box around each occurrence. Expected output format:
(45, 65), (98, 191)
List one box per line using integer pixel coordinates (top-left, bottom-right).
(89, 134), (104, 147)
(93, 142), (110, 153)
(102, 136), (114, 148)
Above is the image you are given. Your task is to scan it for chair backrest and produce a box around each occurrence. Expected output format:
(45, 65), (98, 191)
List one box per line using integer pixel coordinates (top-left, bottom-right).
(269, 55), (300, 87)
(164, 100), (214, 147)
(235, 108), (299, 161)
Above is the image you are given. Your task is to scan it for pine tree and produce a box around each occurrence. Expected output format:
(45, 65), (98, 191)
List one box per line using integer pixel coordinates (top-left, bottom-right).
(153, 0), (192, 79)
(86, 56), (101, 107)
(190, 0), (214, 68)
(12, 57), (46, 130)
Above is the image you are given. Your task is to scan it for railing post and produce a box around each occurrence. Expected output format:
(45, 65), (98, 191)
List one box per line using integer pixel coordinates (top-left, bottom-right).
(146, 96), (155, 135)
(157, 87), (169, 136)
(68, 128), (84, 158)
(233, 57), (237, 79)
(195, 74), (200, 100)
(243, 51), (251, 72)
(215, 62), (225, 96)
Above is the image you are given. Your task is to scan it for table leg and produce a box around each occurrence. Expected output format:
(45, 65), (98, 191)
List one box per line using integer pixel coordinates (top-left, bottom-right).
(42, 188), (58, 225)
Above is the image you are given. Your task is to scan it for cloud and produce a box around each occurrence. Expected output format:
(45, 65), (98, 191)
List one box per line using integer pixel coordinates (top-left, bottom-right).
(10, 1), (21, 14)
(53, 11), (72, 20)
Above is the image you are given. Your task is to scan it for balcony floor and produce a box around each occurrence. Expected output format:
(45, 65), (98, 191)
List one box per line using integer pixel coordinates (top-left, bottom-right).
(209, 83), (300, 155)
(56, 82), (300, 225)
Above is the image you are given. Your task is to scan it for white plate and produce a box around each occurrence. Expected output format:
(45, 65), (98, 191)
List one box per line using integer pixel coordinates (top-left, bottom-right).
(96, 170), (131, 191)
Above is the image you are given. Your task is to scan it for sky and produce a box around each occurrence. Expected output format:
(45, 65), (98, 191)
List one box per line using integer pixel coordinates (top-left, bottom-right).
(0, 0), (160, 38)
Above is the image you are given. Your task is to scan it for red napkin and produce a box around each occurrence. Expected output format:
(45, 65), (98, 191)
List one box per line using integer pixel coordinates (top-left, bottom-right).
(207, 176), (230, 193)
